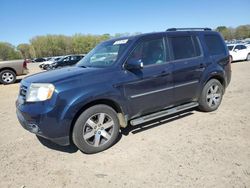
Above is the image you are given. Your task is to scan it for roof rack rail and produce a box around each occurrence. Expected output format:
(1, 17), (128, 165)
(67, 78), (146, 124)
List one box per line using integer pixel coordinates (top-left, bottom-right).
(166, 28), (212, 31)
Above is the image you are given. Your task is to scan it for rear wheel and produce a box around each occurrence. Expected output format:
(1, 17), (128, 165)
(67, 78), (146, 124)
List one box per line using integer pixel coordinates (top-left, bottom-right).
(43, 64), (49, 70)
(198, 79), (224, 112)
(0, 70), (16, 84)
(72, 105), (120, 154)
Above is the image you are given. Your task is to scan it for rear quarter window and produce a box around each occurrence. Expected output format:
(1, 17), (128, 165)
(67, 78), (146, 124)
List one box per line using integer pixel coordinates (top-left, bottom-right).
(204, 34), (226, 55)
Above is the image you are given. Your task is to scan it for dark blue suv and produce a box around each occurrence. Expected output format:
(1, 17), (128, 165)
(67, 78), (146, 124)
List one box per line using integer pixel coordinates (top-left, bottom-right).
(16, 28), (231, 153)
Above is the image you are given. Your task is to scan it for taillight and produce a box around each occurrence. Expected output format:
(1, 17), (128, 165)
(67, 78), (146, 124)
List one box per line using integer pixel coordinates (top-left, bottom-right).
(23, 60), (27, 69)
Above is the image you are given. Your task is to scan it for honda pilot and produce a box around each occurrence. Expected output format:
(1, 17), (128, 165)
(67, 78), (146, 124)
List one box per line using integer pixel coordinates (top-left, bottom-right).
(16, 28), (231, 154)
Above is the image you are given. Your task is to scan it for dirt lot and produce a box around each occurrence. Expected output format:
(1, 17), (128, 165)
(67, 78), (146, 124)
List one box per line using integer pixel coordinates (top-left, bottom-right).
(0, 62), (250, 188)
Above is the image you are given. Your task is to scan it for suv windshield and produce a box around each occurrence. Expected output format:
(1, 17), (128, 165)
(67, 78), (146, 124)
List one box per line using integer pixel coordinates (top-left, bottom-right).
(77, 39), (130, 68)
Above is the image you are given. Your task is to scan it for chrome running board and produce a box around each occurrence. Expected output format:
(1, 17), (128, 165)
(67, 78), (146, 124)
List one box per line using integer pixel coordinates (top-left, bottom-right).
(130, 102), (198, 126)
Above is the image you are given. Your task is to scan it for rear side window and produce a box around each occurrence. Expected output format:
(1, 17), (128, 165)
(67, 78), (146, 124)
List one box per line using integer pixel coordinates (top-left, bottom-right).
(204, 35), (226, 55)
(169, 36), (201, 60)
(237, 45), (247, 50)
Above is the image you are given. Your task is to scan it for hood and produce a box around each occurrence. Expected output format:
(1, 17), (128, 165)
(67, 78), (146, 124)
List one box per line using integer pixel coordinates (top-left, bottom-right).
(23, 66), (104, 84)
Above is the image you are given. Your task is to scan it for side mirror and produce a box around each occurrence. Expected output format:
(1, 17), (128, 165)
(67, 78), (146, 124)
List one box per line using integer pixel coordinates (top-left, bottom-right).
(234, 49), (239, 52)
(125, 59), (143, 70)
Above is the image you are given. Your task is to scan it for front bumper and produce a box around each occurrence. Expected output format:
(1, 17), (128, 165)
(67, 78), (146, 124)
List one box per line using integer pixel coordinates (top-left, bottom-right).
(16, 97), (71, 146)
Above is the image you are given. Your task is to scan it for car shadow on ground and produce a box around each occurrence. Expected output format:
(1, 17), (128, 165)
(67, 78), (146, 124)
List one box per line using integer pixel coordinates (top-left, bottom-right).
(15, 78), (22, 83)
(121, 109), (194, 136)
(36, 135), (78, 153)
(36, 109), (195, 154)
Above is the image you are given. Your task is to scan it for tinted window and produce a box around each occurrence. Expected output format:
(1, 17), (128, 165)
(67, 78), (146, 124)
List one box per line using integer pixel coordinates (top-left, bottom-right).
(241, 45), (247, 50)
(235, 45), (241, 50)
(204, 35), (226, 55)
(227, 46), (234, 51)
(64, 57), (70, 61)
(170, 36), (198, 60)
(71, 56), (80, 61)
(128, 38), (167, 66)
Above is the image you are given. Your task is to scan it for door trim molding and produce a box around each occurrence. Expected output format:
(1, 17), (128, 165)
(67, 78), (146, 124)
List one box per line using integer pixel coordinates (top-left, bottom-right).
(130, 80), (199, 99)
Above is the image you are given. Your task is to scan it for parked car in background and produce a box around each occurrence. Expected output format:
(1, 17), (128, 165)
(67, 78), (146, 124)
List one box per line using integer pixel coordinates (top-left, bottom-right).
(16, 28), (231, 153)
(227, 44), (250, 61)
(32, 58), (46, 63)
(39, 57), (63, 70)
(49, 55), (84, 69)
(0, 60), (29, 84)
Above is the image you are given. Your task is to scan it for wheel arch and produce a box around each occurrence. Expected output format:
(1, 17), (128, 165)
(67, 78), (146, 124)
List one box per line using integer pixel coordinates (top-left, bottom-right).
(69, 98), (127, 143)
(204, 74), (226, 94)
(0, 67), (17, 75)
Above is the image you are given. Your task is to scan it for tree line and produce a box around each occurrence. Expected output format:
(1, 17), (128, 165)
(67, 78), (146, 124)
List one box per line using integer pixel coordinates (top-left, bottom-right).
(0, 33), (127, 61)
(215, 24), (250, 40)
(0, 25), (250, 61)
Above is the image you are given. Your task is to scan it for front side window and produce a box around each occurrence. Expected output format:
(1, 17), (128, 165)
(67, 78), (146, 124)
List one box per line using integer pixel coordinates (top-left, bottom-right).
(127, 38), (167, 66)
(77, 39), (130, 68)
(70, 56), (77, 61)
(169, 36), (199, 60)
(64, 57), (70, 61)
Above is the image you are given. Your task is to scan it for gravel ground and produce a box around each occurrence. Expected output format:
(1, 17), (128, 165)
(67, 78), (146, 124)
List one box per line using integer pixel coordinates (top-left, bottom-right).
(0, 62), (249, 188)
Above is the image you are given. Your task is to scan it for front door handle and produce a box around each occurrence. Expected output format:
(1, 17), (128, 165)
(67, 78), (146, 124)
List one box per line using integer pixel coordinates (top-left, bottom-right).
(160, 71), (170, 77)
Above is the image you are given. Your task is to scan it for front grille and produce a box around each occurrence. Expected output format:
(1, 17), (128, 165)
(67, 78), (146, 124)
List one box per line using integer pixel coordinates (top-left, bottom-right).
(20, 85), (28, 98)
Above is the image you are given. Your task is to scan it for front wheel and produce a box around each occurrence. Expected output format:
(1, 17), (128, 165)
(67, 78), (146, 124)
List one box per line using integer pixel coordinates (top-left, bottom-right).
(72, 105), (120, 154)
(198, 79), (224, 112)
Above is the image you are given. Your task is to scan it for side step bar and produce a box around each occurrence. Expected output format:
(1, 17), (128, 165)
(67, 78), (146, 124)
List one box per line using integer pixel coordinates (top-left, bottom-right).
(130, 102), (199, 126)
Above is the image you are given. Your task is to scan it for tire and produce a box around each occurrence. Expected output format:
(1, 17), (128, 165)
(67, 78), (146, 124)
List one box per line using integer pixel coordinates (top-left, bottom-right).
(198, 79), (224, 112)
(246, 53), (250, 61)
(72, 105), (120, 154)
(229, 55), (233, 62)
(0, 70), (16, 84)
(43, 64), (48, 70)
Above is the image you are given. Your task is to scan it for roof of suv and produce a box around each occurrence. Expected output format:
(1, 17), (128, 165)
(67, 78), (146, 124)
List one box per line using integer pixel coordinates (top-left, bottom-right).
(106, 29), (217, 43)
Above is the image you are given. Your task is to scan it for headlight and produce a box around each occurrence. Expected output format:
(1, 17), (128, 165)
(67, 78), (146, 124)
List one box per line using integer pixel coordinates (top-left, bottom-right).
(26, 83), (55, 102)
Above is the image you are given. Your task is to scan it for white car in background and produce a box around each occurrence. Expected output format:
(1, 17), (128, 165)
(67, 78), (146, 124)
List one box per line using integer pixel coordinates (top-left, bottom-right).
(227, 44), (250, 62)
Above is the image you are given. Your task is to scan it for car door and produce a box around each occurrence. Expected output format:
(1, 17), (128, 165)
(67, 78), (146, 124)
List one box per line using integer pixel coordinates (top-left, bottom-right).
(123, 36), (174, 117)
(233, 45), (247, 60)
(168, 34), (204, 104)
(238, 45), (248, 60)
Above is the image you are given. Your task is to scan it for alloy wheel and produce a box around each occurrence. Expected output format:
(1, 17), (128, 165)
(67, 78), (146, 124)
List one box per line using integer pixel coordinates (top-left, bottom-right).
(206, 84), (222, 108)
(83, 113), (114, 147)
